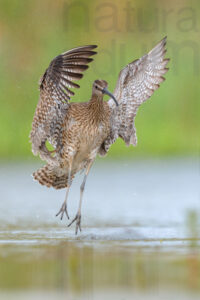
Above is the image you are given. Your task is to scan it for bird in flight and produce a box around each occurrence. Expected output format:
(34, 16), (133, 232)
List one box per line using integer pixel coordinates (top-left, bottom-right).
(30, 37), (169, 234)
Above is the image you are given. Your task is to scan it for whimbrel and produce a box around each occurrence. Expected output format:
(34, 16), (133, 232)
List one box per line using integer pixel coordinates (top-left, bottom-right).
(30, 37), (169, 234)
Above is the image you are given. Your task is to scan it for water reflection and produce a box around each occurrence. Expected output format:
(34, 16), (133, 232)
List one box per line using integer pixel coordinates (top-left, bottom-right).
(0, 240), (200, 297)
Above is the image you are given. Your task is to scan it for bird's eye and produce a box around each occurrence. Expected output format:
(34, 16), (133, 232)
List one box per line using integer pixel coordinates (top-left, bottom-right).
(95, 85), (98, 89)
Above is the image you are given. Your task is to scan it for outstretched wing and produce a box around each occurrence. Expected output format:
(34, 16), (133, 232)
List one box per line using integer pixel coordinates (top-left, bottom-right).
(30, 45), (97, 163)
(100, 37), (169, 155)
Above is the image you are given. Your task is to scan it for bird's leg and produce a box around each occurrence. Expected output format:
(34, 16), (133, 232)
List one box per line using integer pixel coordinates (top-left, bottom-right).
(56, 185), (70, 220)
(56, 157), (73, 220)
(68, 159), (95, 234)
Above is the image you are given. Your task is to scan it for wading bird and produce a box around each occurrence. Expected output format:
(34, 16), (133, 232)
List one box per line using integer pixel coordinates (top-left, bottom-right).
(30, 37), (169, 234)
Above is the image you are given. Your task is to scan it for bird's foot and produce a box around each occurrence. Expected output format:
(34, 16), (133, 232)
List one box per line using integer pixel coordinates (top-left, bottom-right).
(56, 202), (69, 220)
(68, 213), (81, 235)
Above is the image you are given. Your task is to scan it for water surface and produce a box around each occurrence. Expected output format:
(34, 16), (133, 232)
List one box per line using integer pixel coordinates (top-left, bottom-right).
(0, 158), (199, 299)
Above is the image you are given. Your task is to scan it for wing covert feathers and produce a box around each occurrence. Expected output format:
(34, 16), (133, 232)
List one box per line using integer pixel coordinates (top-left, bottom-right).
(106, 37), (169, 151)
(30, 45), (97, 163)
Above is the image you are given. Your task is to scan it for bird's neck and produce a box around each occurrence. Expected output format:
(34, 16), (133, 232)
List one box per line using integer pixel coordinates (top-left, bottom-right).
(89, 94), (105, 121)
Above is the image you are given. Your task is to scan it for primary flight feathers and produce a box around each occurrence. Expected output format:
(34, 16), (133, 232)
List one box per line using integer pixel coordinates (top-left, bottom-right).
(39, 45), (97, 101)
(30, 45), (97, 161)
(107, 36), (169, 148)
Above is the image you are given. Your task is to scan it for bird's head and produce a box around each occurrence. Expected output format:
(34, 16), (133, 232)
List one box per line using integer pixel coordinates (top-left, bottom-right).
(92, 80), (118, 106)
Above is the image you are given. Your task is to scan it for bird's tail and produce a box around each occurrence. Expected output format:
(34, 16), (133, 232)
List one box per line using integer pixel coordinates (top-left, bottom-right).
(33, 164), (74, 190)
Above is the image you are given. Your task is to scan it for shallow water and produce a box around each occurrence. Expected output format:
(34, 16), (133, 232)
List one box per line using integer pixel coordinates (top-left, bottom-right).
(0, 158), (199, 299)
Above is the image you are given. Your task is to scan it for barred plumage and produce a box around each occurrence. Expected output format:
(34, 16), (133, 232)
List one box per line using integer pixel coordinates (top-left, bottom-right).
(30, 37), (169, 234)
(105, 37), (169, 152)
(30, 45), (97, 164)
(33, 164), (74, 189)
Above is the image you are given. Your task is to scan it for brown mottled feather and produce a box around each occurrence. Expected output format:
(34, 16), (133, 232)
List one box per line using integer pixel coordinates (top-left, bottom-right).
(101, 36), (169, 154)
(33, 164), (75, 189)
(30, 45), (97, 164)
(33, 86), (111, 189)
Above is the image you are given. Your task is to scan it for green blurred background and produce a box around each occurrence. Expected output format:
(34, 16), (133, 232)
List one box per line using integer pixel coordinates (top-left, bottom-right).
(0, 0), (199, 161)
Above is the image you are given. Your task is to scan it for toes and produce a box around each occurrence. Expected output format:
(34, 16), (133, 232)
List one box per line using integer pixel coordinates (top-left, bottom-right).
(65, 208), (69, 219)
(75, 223), (81, 235)
(75, 216), (81, 235)
(56, 204), (69, 220)
(55, 209), (61, 217)
(68, 214), (82, 234)
(75, 225), (78, 235)
(55, 206), (62, 217)
(68, 215), (77, 227)
(76, 223), (81, 234)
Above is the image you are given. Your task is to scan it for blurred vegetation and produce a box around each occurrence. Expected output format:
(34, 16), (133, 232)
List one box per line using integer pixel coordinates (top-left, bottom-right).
(0, 0), (199, 160)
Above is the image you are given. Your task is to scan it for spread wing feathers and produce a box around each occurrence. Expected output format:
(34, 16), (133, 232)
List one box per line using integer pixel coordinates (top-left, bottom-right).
(104, 37), (169, 153)
(30, 45), (97, 163)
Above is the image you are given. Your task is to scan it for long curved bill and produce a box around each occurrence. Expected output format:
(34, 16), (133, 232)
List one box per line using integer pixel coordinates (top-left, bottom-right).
(102, 88), (119, 106)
